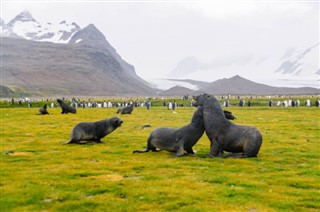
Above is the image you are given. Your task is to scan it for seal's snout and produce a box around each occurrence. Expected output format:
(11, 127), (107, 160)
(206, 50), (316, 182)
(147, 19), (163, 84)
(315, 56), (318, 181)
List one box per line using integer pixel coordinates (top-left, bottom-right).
(118, 120), (123, 127)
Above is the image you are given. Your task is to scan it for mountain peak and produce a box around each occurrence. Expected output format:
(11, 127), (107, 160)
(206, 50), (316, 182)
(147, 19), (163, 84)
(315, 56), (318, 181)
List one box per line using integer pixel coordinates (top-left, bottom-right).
(231, 75), (242, 79)
(0, 18), (6, 29)
(229, 75), (250, 82)
(68, 24), (107, 46)
(8, 10), (35, 27)
(0, 17), (5, 25)
(2, 11), (81, 43)
(86, 23), (98, 30)
(219, 75), (246, 82)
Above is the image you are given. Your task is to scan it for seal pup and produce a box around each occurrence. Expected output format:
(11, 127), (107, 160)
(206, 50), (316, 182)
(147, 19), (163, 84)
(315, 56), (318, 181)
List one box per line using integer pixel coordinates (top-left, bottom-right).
(57, 99), (76, 114)
(223, 110), (235, 120)
(194, 93), (262, 158)
(117, 104), (134, 114)
(133, 106), (204, 156)
(39, 104), (49, 115)
(67, 117), (123, 144)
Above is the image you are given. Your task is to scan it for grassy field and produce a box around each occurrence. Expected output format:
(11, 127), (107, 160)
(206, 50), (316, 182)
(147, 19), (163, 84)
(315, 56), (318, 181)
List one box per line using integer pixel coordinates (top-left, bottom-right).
(1, 104), (319, 211)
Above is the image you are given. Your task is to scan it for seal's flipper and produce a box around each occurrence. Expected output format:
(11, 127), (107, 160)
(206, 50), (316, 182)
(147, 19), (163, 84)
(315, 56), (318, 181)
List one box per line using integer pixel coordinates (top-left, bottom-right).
(66, 139), (78, 144)
(223, 153), (249, 158)
(133, 149), (150, 153)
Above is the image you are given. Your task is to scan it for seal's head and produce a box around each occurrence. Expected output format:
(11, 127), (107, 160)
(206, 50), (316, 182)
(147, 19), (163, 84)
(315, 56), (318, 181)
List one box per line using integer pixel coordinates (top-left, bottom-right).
(224, 110), (236, 120)
(110, 117), (123, 128)
(193, 93), (210, 107)
(57, 99), (64, 105)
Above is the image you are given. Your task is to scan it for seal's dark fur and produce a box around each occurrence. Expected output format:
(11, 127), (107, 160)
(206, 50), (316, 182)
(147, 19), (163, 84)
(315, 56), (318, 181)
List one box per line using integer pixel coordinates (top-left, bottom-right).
(67, 117), (123, 144)
(117, 104), (134, 114)
(223, 110), (235, 120)
(194, 94), (262, 158)
(133, 106), (204, 156)
(57, 99), (76, 114)
(39, 104), (49, 115)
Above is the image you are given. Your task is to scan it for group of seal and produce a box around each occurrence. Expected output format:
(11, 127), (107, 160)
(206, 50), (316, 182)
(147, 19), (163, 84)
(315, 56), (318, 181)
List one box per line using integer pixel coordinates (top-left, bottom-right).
(38, 99), (76, 115)
(133, 103), (238, 157)
(37, 99), (123, 144)
(193, 93), (262, 158)
(57, 94), (262, 158)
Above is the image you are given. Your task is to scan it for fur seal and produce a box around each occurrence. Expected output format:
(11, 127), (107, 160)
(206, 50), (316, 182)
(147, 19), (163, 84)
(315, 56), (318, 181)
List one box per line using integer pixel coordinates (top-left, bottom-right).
(223, 110), (235, 120)
(117, 104), (134, 114)
(57, 99), (76, 114)
(194, 94), (262, 158)
(39, 104), (49, 115)
(133, 106), (204, 156)
(67, 117), (123, 144)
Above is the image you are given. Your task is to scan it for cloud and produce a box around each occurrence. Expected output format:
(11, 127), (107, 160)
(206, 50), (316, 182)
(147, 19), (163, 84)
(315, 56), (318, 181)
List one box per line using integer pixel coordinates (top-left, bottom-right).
(179, 1), (316, 20)
(1, 1), (319, 87)
(168, 53), (256, 78)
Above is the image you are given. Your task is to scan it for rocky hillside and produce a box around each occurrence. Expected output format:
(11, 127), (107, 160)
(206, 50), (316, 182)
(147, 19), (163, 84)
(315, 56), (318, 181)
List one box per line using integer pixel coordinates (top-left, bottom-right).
(1, 35), (153, 96)
(1, 12), (154, 97)
(2, 11), (318, 97)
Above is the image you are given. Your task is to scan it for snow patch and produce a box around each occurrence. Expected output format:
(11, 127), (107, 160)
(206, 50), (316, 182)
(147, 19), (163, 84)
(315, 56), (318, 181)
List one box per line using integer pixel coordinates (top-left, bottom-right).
(147, 78), (199, 90)
(1, 11), (81, 44)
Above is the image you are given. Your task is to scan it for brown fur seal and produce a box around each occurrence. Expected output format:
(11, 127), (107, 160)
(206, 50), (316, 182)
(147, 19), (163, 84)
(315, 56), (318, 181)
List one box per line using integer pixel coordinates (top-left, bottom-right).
(194, 93), (262, 158)
(57, 99), (76, 114)
(133, 106), (204, 156)
(67, 117), (123, 144)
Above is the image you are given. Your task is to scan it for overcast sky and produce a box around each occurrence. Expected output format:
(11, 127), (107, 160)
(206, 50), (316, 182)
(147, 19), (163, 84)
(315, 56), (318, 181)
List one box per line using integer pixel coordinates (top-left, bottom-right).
(1, 1), (319, 87)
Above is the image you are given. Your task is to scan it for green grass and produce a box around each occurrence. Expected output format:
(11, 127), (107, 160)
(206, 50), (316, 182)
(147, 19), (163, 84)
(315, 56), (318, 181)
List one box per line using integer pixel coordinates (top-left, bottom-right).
(1, 104), (319, 211)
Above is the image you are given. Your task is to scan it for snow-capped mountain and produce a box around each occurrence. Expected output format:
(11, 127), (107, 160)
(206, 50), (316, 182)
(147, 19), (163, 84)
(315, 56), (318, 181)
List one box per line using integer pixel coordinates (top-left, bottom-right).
(1, 11), (154, 96)
(148, 78), (201, 90)
(275, 43), (319, 77)
(0, 17), (6, 29)
(166, 43), (319, 89)
(1, 10), (80, 43)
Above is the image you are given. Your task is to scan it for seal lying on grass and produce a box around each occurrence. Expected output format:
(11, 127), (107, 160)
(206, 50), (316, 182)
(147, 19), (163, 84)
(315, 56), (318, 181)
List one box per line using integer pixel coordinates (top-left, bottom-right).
(194, 93), (262, 158)
(223, 110), (235, 120)
(57, 99), (76, 114)
(133, 106), (204, 156)
(117, 104), (134, 114)
(38, 104), (49, 115)
(67, 117), (123, 144)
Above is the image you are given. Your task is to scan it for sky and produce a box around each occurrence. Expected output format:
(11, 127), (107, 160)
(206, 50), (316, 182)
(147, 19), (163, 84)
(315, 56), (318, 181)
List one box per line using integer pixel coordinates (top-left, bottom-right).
(1, 1), (319, 88)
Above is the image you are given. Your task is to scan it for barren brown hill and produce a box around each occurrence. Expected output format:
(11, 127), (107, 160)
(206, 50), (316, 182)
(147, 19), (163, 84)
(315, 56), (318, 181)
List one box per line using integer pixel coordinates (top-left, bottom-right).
(1, 24), (154, 97)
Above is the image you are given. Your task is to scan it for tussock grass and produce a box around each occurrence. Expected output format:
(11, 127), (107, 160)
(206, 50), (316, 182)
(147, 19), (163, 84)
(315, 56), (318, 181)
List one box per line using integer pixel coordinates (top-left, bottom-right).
(1, 105), (319, 211)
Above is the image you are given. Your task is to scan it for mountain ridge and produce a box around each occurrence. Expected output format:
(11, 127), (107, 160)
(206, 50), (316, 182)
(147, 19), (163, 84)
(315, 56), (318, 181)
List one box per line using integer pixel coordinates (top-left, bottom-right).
(1, 10), (81, 43)
(1, 11), (153, 96)
(1, 11), (318, 97)
(150, 76), (319, 96)
(1, 37), (154, 96)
